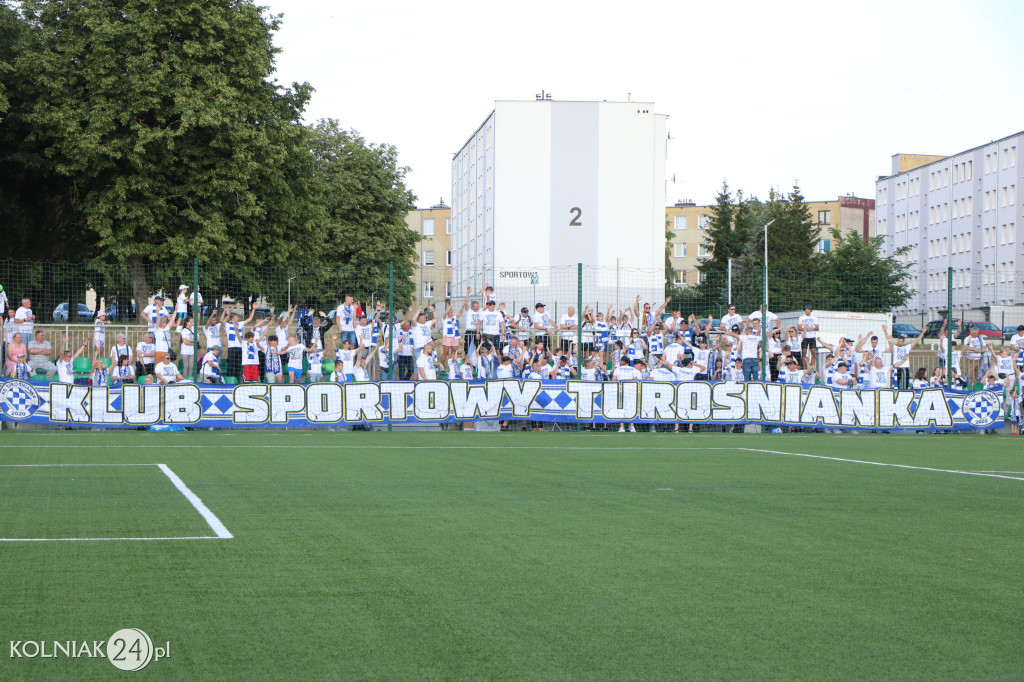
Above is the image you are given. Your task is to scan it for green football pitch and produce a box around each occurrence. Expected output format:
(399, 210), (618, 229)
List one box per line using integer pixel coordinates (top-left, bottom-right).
(0, 430), (1021, 680)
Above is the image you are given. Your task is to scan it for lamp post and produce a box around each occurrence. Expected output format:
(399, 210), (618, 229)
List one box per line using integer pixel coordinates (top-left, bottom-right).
(761, 219), (775, 380)
(287, 277), (297, 309)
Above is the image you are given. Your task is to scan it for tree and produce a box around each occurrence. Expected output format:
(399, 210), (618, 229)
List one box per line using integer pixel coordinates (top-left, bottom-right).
(7, 0), (325, 308)
(310, 119), (418, 308)
(813, 228), (914, 312)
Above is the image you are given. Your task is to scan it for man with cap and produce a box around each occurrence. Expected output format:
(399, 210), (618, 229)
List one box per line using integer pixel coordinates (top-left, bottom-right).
(509, 306), (533, 345)
(532, 303), (553, 349)
(778, 357), (800, 384)
(478, 298), (504, 349)
(140, 295), (169, 332)
(833, 361), (854, 389)
(1010, 324), (1024, 371)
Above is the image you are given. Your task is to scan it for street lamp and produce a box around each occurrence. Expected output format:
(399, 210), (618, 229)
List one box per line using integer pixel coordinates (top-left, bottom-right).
(761, 219), (775, 380)
(287, 277), (297, 309)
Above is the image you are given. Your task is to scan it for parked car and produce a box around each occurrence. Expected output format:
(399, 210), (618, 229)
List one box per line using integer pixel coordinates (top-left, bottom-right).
(890, 323), (921, 339)
(52, 303), (94, 322)
(923, 319), (961, 339)
(958, 321), (1003, 340)
(1003, 325), (1020, 341)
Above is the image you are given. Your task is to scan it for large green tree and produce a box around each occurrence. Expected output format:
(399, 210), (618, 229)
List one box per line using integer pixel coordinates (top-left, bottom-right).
(7, 0), (324, 308)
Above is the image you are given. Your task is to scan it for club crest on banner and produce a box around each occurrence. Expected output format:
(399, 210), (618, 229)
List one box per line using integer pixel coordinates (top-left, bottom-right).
(961, 391), (1001, 427)
(0, 379), (41, 420)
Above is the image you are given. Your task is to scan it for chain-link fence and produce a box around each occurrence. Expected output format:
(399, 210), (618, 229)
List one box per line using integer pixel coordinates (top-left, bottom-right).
(2, 258), (1022, 431)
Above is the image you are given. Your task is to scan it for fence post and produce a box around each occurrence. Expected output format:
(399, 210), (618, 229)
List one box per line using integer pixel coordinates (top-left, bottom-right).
(947, 266), (953, 387)
(193, 258), (200, 383)
(577, 263), (583, 433)
(388, 262), (394, 433)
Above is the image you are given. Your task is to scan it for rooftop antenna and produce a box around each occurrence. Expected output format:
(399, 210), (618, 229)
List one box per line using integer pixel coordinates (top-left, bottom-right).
(535, 90), (552, 100)
(627, 92), (631, 102)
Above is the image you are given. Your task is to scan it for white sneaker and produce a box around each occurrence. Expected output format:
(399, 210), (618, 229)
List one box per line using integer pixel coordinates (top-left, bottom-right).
(618, 426), (625, 432)
(629, 425), (636, 432)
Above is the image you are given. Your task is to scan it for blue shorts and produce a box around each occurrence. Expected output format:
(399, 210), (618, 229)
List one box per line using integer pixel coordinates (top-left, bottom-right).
(288, 368), (302, 382)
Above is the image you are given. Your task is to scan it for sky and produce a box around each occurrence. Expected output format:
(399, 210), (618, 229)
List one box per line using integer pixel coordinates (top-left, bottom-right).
(265, 0), (1024, 208)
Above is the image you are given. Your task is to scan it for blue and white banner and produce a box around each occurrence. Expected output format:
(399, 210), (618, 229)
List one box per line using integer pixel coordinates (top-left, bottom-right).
(0, 378), (1003, 430)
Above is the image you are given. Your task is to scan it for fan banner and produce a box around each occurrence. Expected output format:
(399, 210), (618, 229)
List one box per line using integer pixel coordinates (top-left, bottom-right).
(0, 378), (1003, 431)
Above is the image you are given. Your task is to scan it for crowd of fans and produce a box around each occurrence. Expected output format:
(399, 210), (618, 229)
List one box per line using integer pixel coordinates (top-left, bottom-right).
(2, 283), (1022, 433)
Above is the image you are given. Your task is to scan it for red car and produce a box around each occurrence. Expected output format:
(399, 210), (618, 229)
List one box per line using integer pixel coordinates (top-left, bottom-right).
(958, 321), (1003, 340)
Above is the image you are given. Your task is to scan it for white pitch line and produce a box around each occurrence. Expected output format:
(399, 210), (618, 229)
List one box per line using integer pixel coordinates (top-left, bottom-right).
(738, 448), (1024, 482)
(0, 536), (222, 542)
(156, 464), (233, 539)
(0, 444), (743, 451)
(968, 471), (1024, 474)
(0, 463), (155, 467)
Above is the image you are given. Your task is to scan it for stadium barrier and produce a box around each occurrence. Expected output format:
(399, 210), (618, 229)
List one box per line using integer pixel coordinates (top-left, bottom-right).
(1, 258), (1020, 431)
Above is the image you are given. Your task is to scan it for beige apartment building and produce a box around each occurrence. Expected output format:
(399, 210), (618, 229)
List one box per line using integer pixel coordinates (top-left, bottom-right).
(666, 196), (876, 287)
(405, 202), (453, 309)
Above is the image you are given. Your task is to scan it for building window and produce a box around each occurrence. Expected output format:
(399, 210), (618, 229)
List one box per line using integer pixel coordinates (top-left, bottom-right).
(817, 239), (831, 254)
(817, 210), (831, 225)
(674, 216), (688, 230)
(673, 271), (686, 285)
(698, 215), (711, 230)
(445, 218), (452, 234)
(423, 218), (435, 236)
(445, 250), (452, 266)
(697, 244), (712, 259)
(673, 243), (687, 258)
(423, 250), (435, 266)
(423, 281), (434, 298)
(445, 282), (452, 298)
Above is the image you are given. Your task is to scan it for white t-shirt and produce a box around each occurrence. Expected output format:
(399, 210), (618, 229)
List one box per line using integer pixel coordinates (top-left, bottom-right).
(892, 344), (910, 367)
(416, 352), (436, 380)
(738, 333), (762, 360)
(720, 313), (742, 332)
(786, 335), (802, 354)
(136, 341), (156, 365)
(307, 349), (323, 375)
(351, 364), (369, 382)
(336, 348), (356, 375)
(559, 315), (578, 341)
(661, 343), (685, 366)
(797, 314), (818, 339)
(205, 323), (222, 348)
(175, 293), (188, 314)
(155, 361), (179, 384)
(285, 344), (305, 370)
(93, 323), (106, 346)
(225, 321), (243, 349)
(833, 371), (855, 389)
(241, 340), (260, 366)
(693, 348), (713, 372)
(336, 304), (356, 332)
(963, 335), (985, 359)
(15, 306), (33, 335)
(463, 308), (480, 332)
(56, 359), (74, 384)
(201, 351), (221, 378)
(496, 363), (515, 379)
(154, 326), (171, 352)
(612, 365), (637, 381)
(479, 310), (502, 336)
(178, 327), (195, 356)
(672, 365), (700, 382)
(532, 311), (554, 335)
(142, 304), (167, 331)
(111, 343), (132, 362)
(411, 320), (434, 349)
(355, 323), (373, 349)
(748, 310), (777, 326)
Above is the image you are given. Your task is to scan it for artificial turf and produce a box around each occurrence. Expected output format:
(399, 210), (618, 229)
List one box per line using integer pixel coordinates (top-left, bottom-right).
(0, 431), (1021, 680)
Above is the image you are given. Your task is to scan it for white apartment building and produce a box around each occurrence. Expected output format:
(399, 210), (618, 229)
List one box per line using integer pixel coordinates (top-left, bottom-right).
(450, 97), (667, 310)
(876, 131), (1023, 318)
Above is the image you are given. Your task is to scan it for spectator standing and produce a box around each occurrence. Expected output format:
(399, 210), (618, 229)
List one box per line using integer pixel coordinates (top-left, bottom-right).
(719, 305), (743, 335)
(883, 325), (925, 389)
(797, 306), (819, 366)
(140, 295), (168, 332)
(153, 316), (173, 365)
(28, 330), (57, 379)
(440, 289), (470, 369)
(724, 319), (763, 382)
(110, 334), (133, 365)
(14, 297), (34, 339)
(532, 303), (554, 348)
(201, 346), (223, 383)
(416, 340), (438, 380)
(175, 285), (189, 320)
(612, 357), (638, 433)
(962, 327), (987, 383)
(55, 338), (86, 384)
(335, 295), (358, 347)
(558, 306), (578, 353)
(300, 310), (331, 350)
(136, 332), (156, 377)
(175, 316), (196, 379)
(479, 300), (504, 350)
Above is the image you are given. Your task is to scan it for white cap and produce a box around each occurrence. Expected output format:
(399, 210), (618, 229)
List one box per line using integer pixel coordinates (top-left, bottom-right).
(179, 284), (188, 290)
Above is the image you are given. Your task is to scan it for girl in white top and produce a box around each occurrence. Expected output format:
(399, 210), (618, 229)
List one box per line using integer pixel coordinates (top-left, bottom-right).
(335, 339), (356, 379)
(93, 312), (108, 349)
(274, 306), (295, 351)
(113, 353), (135, 384)
(176, 316), (196, 379)
(911, 367), (930, 390)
